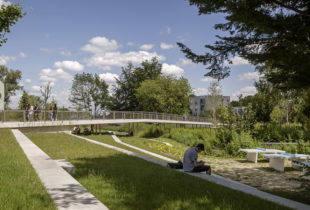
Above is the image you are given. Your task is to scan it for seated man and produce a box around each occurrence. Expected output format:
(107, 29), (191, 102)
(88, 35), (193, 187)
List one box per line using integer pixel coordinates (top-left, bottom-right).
(73, 125), (80, 135)
(183, 143), (211, 175)
(83, 126), (91, 135)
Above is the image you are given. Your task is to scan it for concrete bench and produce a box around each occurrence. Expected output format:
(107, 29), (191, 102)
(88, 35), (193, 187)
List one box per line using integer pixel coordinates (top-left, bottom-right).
(239, 148), (285, 163)
(55, 159), (75, 175)
(301, 162), (310, 180)
(261, 153), (310, 172)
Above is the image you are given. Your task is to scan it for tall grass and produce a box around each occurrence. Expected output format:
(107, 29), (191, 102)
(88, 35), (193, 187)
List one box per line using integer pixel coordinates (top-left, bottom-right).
(0, 129), (56, 210)
(26, 132), (290, 210)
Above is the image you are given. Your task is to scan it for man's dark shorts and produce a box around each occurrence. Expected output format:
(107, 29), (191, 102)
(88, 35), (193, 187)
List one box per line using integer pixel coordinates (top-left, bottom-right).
(192, 165), (210, 173)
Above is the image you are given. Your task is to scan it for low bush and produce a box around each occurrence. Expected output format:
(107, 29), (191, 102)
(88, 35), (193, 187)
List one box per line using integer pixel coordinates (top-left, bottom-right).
(252, 123), (305, 142)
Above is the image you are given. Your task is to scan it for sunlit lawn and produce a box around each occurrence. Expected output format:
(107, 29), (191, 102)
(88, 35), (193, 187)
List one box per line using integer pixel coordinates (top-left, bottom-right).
(0, 129), (56, 210)
(26, 132), (290, 210)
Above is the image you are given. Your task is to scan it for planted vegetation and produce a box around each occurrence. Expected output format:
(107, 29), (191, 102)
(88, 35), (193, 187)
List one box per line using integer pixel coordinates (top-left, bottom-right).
(26, 132), (290, 210)
(0, 129), (56, 210)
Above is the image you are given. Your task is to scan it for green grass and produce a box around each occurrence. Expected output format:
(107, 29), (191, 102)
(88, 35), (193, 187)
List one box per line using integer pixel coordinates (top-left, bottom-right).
(26, 132), (290, 210)
(0, 129), (56, 210)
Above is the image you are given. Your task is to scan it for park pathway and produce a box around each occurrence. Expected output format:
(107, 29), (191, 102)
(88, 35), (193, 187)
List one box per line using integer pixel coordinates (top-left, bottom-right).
(68, 132), (310, 210)
(11, 129), (108, 210)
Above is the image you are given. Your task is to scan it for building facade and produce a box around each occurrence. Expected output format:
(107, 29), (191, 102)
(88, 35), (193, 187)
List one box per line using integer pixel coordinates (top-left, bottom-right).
(190, 95), (230, 116)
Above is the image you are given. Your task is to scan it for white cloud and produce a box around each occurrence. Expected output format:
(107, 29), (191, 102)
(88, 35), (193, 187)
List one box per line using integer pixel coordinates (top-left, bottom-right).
(19, 52), (27, 58)
(232, 86), (257, 100)
(162, 63), (184, 78)
(238, 72), (262, 81)
(53, 60), (84, 71)
(82, 36), (119, 54)
(225, 56), (249, 65)
(193, 88), (209, 96)
(25, 78), (31, 83)
(201, 77), (217, 83)
(99, 72), (119, 84)
(59, 50), (71, 56)
(31, 85), (41, 92)
(160, 42), (174, 50)
(0, 0), (11, 7)
(0, 55), (16, 65)
(40, 48), (53, 53)
(177, 58), (194, 67)
(82, 36), (165, 70)
(39, 68), (73, 84)
(139, 44), (154, 51)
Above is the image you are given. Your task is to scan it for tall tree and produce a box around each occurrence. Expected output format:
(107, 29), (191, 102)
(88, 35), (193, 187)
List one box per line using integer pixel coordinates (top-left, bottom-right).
(112, 58), (162, 111)
(70, 73), (109, 114)
(0, 2), (24, 47)
(136, 76), (191, 114)
(18, 90), (29, 110)
(0, 65), (22, 107)
(40, 82), (52, 110)
(205, 81), (223, 121)
(178, 0), (310, 89)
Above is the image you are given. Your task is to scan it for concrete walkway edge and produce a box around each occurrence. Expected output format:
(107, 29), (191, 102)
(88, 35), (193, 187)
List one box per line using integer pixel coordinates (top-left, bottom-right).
(67, 132), (310, 210)
(110, 134), (177, 162)
(11, 129), (109, 210)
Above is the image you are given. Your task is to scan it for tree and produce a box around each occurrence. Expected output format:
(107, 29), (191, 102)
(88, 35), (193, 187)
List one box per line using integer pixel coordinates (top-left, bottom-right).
(28, 95), (42, 107)
(0, 65), (22, 108)
(205, 81), (223, 121)
(70, 73), (109, 115)
(136, 76), (191, 114)
(178, 0), (310, 89)
(18, 90), (29, 110)
(0, 2), (24, 47)
(112, 58), (162, 111)
(40, 82), (52, 110)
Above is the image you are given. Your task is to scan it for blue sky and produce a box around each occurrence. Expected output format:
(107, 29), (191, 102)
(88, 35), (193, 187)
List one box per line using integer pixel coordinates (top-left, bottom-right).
(1, 0), (259, 108)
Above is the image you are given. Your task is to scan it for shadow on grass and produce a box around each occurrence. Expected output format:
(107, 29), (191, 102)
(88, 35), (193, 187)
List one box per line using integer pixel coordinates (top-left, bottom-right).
(72, 153), (289, 210)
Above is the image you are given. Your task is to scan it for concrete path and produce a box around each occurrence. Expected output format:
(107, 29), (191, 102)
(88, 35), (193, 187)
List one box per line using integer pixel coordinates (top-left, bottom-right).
(11, 129), (109, 210)
(67, 132), (310, 210)
(110, 134), (176, 162)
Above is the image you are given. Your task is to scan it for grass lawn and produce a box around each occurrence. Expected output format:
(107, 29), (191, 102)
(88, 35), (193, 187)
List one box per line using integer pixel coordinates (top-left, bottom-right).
(88, 134), (310, 205)
(0, 129), (56, 210)
(26, 132), (290, 210)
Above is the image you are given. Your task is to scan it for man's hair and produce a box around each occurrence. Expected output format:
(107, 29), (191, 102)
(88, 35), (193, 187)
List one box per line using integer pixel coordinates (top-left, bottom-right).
(196, 143), (205, 151)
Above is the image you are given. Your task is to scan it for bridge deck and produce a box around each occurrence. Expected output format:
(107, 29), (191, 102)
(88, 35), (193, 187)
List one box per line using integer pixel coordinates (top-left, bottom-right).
(0, 119), (213, 128)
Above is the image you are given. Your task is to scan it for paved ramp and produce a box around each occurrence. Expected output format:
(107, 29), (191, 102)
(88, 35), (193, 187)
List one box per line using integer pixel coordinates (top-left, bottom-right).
(11, 129), (108, 210)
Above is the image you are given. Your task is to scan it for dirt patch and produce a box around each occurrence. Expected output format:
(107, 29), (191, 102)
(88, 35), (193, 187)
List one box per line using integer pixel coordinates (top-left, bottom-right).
(201, 156), (310, 202)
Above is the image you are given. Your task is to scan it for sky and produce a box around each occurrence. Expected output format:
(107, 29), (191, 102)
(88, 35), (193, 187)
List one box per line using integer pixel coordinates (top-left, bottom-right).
(0, 0), (260, 109)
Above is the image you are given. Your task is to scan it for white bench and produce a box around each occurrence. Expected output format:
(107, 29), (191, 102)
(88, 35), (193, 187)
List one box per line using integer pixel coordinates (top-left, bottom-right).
(301, 162), (310, 180)
(261, 153), (310, 172)
(239, 148), (285, 163)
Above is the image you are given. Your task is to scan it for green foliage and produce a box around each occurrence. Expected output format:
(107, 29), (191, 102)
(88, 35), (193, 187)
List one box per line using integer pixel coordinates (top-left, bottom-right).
(111, 58), (162, 111)
(178, 0), (310, 90)
(18, 90), (29, 109)
(136, 76), (191, 114)
(270, 106), (283, 124)
(0, 65), (22, 107)
(0, 3), (24, 47)
(70, 73), (109, 113)
(252, 123), (304, 142)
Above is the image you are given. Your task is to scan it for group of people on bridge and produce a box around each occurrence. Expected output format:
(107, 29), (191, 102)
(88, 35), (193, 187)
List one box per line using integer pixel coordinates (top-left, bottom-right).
(25, 103), (57, 121)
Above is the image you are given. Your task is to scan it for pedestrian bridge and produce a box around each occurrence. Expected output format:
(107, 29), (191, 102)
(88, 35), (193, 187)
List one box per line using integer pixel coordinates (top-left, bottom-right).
(0, 110), (213, 129)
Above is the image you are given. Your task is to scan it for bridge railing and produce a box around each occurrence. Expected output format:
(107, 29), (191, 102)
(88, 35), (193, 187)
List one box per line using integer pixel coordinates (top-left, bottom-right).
(0, 110), (212, 124)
